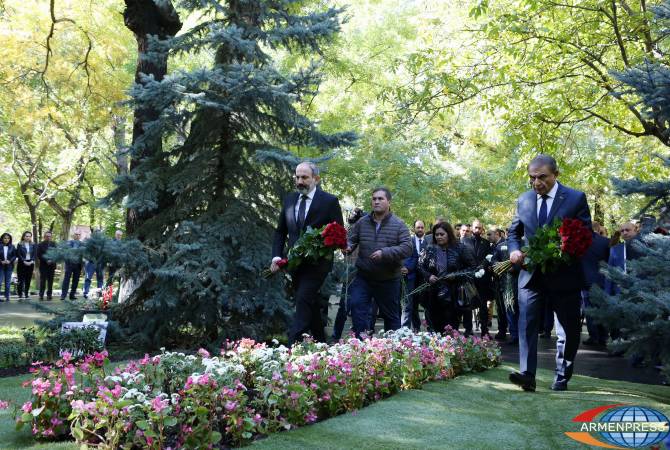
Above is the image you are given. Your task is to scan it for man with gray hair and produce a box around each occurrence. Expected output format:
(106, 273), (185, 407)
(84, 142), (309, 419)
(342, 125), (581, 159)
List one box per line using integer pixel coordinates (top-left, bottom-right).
(271, 161), (343, 345)
(507, 154), (592, 392)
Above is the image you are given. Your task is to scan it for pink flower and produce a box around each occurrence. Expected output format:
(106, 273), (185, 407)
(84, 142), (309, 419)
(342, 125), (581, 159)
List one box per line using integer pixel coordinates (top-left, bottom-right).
(61, 351), (72, 363)
(0, 400), (9, 410)
(111, 384), (122, 398)
(21, 401), (32, 413)
(197, 348), (210, 358)
(152, 396), (168, 414)
(305, 411), (317, 423)
(51, 381), (62, 396)
(224, 401), (238, 412)
(31, 378), (51, 396)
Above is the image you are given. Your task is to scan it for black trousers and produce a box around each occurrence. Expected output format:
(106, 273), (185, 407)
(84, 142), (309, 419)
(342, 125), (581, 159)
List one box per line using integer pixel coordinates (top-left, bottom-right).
(39, 264), (56, 298)
(61, 263), (82, 299)
(288, 263), (330, 345)
(494, 280), (509, 334)
(16, 262), (34, 296)
(426, 289), (459, 333)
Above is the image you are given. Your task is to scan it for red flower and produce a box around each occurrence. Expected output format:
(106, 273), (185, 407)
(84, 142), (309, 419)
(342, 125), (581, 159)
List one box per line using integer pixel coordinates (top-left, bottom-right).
(276, 258), (288, 268)
(321, 222), (348, 249)
(558, 218), (592, 258)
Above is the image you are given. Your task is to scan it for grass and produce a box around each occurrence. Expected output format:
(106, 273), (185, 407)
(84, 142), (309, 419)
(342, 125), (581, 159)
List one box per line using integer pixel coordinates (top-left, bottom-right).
(1, 364), (669, 450)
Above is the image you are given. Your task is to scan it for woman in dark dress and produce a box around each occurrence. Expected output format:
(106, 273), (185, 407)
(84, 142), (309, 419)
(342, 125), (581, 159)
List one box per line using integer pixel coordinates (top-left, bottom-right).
(16, 231), (36, 299)
(418, 222), (476, 334)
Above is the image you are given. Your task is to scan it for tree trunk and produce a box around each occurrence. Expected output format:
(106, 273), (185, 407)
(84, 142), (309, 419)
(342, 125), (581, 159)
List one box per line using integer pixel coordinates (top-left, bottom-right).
(112, 115), (129, 176)
(123, 0), (181, 238)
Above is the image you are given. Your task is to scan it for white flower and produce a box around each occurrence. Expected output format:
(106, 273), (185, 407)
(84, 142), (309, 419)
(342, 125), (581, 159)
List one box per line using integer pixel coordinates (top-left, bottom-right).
(475, 268), (486, 278)
(501, 246), (507, 251)
(485, 254), (493, 262)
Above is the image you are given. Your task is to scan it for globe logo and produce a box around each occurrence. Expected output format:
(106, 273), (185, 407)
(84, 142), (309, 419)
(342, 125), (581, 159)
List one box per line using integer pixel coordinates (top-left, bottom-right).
(566, 404), (669, 449)
(598, 406), (669, 448)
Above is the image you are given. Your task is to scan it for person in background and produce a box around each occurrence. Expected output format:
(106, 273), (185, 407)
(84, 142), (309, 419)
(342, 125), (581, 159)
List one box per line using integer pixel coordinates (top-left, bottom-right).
(401, 220), (427, 331)
(464, 219), (493, 338)
(83, 229), (105, 299)
(418, 222), (477, 333)
(332, 207), (365, 341)
(107, 229), (124, 284)
(36, 231), (56, 301)
(16, 231), (36, 299)
(0, 233), (17, 302)
(60, 231), (83, 300)
(581, 221), (610, 347)
(459, 223), (472, 241)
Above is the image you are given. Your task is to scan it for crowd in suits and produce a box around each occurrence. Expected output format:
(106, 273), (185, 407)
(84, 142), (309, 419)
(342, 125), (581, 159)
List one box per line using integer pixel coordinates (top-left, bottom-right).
(273, 155), (657, 392)
(0, 229), (123, 302)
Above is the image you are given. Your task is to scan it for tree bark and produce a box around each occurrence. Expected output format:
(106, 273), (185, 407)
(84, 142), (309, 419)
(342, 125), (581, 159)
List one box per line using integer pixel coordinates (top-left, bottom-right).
(123, 0), (181, 237)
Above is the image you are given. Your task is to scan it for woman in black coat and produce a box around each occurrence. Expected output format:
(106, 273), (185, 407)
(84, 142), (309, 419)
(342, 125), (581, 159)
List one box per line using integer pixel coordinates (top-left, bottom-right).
(0, 232), (17, 302)
(16, 231), (36, 298)
(418, 222), (476, 334)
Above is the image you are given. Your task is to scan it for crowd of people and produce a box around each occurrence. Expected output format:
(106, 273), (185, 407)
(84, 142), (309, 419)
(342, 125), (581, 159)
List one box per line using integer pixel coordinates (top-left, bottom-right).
(271, 156), (655, 392)
(0, 229), (123, 302)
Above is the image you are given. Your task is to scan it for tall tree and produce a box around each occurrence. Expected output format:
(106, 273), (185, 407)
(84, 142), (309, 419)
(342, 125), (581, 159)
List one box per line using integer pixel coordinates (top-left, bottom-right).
(111, 0), (355, 348)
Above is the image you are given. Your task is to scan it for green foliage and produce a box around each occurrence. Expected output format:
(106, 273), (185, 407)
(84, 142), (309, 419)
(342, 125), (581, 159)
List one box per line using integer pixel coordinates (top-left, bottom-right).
(0, 326), (102, 369)
(107, 0), (356, 349)
(521, 218), (570, 274)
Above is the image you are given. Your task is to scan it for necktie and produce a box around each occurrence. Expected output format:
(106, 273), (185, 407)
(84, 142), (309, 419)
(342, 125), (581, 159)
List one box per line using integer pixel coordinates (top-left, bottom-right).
(297, 194), (307, 230)
(538, 194), (549, 227)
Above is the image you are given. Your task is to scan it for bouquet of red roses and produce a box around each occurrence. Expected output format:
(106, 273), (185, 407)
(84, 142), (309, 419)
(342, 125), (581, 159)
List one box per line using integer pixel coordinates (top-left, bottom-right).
(263, 222), (347, 277)
(493, 217), (592, 275)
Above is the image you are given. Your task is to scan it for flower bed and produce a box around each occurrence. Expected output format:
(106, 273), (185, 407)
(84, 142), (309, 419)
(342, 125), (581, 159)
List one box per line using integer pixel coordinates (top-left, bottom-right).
(13, 328), (500, 448)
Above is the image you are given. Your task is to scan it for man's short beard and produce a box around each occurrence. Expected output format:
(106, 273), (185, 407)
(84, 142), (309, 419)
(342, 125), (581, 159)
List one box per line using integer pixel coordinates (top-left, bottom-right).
(296, 185), (309, 194)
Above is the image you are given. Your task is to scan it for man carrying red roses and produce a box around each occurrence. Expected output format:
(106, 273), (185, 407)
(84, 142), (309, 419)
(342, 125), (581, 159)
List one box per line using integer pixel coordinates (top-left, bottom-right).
(507, 155), (592, 392)
(271, 162), (344, 345)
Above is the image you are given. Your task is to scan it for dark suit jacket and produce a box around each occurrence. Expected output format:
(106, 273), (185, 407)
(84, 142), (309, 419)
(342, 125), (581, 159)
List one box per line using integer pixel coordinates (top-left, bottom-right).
(604, 239), (643, 295)
(507, 182), (592, 292)
(272, 188), (343, 260)
(16, 243), (36, 262)
(36, 241), (56, 266)
(1, 245), (17, 266)
(403, 235), (427, 282)
(581, 232), (609, 290)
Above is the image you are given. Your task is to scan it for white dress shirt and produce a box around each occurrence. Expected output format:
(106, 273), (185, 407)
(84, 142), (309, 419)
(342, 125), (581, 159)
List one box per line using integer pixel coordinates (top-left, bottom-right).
(415, 236), (424, 254)
(295, 186), (317, 223)
(2, 246), (7, 260)
(24, 243), (31, 261)
(536, 182), (559, 220)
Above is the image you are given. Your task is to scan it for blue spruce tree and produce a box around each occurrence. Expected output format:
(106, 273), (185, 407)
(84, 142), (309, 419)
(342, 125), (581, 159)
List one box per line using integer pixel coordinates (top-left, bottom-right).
(109, 0), (355, 348)
(589, 0), (670, 379)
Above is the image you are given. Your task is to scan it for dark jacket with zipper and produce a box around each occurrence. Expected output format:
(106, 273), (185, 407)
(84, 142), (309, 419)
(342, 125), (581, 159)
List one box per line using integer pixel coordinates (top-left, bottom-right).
(347, 212), (413, 281)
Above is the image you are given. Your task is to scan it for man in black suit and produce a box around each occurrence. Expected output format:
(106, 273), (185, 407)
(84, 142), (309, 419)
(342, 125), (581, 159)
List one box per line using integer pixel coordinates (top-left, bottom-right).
(401, 220), (426, 331)
(271, 162), (343, 345)
(508, 154), (592, 392)
(465, 219), (494, 338)
(36, 231), (57, 301)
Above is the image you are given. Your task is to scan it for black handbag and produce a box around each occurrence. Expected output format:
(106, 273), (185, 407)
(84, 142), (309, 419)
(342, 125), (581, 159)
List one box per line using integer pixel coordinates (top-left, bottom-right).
(457, 279), (480, 309)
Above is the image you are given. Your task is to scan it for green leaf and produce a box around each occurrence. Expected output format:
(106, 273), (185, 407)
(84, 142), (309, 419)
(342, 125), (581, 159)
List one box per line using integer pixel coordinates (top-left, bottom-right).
(210, 431), (222, 444)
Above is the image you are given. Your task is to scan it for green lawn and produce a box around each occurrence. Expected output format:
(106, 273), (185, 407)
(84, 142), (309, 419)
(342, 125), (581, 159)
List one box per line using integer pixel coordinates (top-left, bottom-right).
(1, 365), (669, 450)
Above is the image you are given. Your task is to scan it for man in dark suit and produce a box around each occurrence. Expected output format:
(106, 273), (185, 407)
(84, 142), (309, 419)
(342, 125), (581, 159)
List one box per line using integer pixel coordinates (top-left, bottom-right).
(36, 231), (57, 301)
(581, 223), (610, 346)
(60, 231), (83, 300)
(508, 154), (592, 392)
(271, 162), (343, 345)
(401, 220), (426, 331)
(465, 219), (494, 338)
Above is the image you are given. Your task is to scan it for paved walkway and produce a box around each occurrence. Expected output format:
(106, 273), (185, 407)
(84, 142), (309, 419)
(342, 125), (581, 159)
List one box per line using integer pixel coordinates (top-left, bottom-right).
(326, 299), (666, 386)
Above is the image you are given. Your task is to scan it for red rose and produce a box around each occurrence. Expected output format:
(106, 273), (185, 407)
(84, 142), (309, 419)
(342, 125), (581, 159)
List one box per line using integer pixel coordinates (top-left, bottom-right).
(276, 258), (288, 268)
(321, 222), (348, 249)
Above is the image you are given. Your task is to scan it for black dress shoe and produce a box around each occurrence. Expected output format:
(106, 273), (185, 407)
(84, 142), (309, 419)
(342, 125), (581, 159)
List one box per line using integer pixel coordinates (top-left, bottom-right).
(551, 380), (568, 391)
(509, 372), (536, 392)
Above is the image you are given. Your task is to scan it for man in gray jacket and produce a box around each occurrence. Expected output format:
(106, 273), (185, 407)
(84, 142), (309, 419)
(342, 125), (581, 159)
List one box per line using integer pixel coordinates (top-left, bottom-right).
(345, 187), (413, 336)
